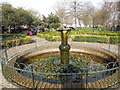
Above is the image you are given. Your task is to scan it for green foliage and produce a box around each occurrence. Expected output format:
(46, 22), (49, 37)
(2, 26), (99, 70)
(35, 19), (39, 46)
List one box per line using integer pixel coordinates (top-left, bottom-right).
(70, 28), (120, 36)
(49, 23), (60, 29)
(1, 3), (61, 33)
(2, 3), (41, 33)
(36, 33), (43, 38)
(2, 34), (27, 38)
(31, 19), (42, 28)
(2, 3), (15, 26)
(2, 3), (34, 26)
(37, 31), (59, 37)
(36, 29), (120, 44)
(110, 36), (120, 44)
(73, 36), (108, 43)
(37, 31), (61, 41)
(44, 35), (61, 41)
(48, 13), (61, 29)
(3, 36), (32, 48)
(16, 39), (21, 45)
(73, 36), (120, 44)
(3, 40), (12, 47)
(22, 36), (32, 44)
(44, 35), (53, 41)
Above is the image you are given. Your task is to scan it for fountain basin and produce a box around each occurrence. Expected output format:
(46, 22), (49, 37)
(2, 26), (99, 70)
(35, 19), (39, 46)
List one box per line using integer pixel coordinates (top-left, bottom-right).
(1, 44), (119, 88)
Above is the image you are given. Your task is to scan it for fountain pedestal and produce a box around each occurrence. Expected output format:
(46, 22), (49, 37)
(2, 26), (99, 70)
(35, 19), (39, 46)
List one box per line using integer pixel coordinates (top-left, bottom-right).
(58, 28), (71, 66)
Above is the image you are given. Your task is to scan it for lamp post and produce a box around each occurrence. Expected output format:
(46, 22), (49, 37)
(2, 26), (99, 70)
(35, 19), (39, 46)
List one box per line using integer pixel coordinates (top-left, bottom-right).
(57, 27), (71, 66)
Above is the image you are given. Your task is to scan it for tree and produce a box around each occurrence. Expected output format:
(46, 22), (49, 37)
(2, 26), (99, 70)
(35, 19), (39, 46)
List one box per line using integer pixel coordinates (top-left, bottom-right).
(76, 2), (95, 28)
(48, 12), (60, 30)
(2, 3), (15, 33)
(117, 1), (120, 30)
(2, 3), (39, 33)
(40, 15), (49, 32)
(55, 0), (119, 30)
(98, 2), (119, 31)
(55, 1), (72, 27)
(80, 12), (91, 27)
(66, 0), (78, 28)
(55, 7), (66, 26)
(16, 8), (33, 25)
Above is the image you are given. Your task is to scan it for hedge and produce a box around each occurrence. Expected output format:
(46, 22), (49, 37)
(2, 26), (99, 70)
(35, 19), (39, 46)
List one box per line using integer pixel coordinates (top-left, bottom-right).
(45, 36), (61, 41)
(2, 34), (27, 38)
(73, 36), (120, 44)
(36, 31), (120, 44)
(110, 36), (120, 44)
(37, 33), (61, 41)
(70, 31), (120, 36)
(3, 36), (32, 48)
(73, 36), (108, 43)
(37, 31), (59, 37)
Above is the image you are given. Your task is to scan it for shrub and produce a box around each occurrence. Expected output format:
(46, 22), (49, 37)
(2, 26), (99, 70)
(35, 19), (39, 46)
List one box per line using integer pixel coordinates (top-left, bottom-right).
(20, 34), (27, 38)
(16, 39), (21, 45)
(22, 36), (32, 44)
(73, 36), (120, 44)
(3, 36), (32, 48)
(52, 36), (61, 41)
(37, 33), (43, 38)
(3, 41), (12, 48)
(107, 33), (119, 36)
(73, 36), (108, 43)
(110, 36), (120, 44)
(70, 31), (120, 36)
(11, 40), (16, 47)
(45, 36), (53, 41)
(43, 35), (61, 41)
(2, 34), (27, 39)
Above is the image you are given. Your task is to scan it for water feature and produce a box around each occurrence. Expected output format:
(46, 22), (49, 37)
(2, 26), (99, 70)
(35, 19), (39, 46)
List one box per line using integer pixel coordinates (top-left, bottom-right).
(1, 27), (119, 88)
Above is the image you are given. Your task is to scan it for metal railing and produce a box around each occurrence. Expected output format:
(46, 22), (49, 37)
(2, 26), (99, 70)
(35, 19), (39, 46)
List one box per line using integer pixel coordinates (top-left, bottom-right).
(1, 43), (120, 89)
(1, 60), (119, 88)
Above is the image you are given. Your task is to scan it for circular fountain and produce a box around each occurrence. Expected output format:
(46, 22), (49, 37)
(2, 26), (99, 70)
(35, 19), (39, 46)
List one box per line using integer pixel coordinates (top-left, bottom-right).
(1, 28), (119, 89)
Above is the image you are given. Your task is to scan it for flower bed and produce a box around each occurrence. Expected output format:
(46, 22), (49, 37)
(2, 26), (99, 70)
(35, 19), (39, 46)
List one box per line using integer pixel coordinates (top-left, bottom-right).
(73, 36), (120, 44)
(37, 33), (61, 41)
(110, 36), (120, 44)
(3, 36), (32, 48)
(36, 31), (120, 44)
(2, 34), (27, 38)
(70, 31), (120, 36)
(73, 36), (108, 43)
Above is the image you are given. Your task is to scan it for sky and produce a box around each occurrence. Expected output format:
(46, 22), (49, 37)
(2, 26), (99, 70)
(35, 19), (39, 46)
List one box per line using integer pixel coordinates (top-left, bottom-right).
(0, 0), (107, 16)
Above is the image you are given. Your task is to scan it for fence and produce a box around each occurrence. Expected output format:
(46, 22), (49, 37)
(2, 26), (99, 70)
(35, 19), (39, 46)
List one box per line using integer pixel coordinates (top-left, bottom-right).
(1, 43), (119, 89)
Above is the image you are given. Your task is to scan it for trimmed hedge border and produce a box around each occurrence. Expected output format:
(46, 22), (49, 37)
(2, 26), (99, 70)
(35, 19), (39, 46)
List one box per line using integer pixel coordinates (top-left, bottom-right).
(2, 34), (27, 38)
(70, 31), (120, 36)
(37, 32), (120, 44)
(73, 36), (120, 44)
(2, 36), (33, 48)
(110, 36), (120, 44)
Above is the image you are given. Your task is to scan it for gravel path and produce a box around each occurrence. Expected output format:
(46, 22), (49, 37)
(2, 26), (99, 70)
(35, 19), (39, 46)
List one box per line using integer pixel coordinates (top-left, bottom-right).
(0, 36), (119, 89)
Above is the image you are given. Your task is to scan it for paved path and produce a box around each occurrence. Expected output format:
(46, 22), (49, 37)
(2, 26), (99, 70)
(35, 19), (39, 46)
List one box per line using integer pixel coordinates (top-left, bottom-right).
(0, 36), (119, 89)
(0, 36), (48, 89)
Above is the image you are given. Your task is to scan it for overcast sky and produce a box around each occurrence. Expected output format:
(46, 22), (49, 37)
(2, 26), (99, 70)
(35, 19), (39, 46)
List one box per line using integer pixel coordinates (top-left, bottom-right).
(0, 0), (105, 16)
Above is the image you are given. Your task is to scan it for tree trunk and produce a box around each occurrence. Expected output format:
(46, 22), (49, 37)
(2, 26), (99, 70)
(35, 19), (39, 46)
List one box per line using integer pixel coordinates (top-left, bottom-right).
(78, 19), (81, 28)
(93, 19), (95, 28)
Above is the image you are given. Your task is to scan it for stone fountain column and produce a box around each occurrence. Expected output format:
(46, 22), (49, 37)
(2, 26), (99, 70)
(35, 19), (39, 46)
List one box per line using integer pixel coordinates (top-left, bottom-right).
(58, 28), (71, 66)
